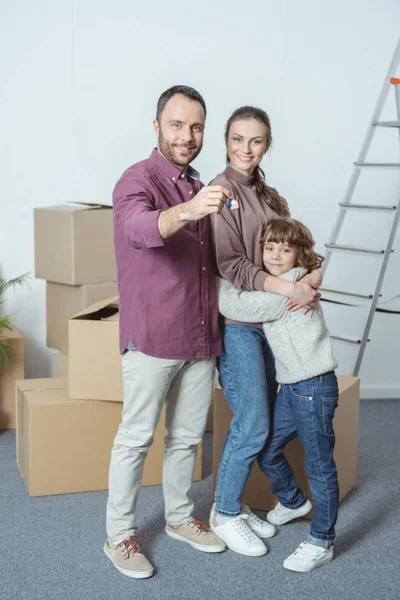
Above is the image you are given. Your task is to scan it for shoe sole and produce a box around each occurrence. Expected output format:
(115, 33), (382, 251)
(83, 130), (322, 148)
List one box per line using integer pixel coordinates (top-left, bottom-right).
(283, 552), (333, 573)
(165, 529), (226, 553)
(209, 523), (268, 557)
(103, 547), (154, 579)
(267, 501), (312, 526)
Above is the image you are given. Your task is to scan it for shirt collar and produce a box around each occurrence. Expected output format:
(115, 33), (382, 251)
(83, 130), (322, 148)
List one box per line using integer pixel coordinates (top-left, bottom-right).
(224, 165), (255, 188)
(149, 148), (200, 184)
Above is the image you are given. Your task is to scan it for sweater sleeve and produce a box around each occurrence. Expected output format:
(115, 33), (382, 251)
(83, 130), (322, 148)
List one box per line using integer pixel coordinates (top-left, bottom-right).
(217, 268), (306, 323)
(208, 175), (266, 291)
(210, 209), (267, 292)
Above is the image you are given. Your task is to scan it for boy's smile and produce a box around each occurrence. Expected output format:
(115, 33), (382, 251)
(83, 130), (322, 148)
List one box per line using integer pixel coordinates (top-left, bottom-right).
(263, 241), (297, 276)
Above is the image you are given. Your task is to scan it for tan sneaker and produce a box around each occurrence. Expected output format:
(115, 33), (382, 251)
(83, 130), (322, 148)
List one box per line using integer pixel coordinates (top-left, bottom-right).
(165, 518), (226, 553)
(103, 536), (154, 579)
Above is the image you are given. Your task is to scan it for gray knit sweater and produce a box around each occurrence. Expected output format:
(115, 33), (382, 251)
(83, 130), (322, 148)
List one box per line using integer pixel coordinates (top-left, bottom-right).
(217, 268), (338, 384)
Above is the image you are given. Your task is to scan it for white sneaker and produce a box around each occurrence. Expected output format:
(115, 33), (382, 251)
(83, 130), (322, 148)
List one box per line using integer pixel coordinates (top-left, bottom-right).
(267, 499), (312, 526)
(283, 541), (333, 572)
(241, 505), (277, 539)
(209, 505), (267, 557)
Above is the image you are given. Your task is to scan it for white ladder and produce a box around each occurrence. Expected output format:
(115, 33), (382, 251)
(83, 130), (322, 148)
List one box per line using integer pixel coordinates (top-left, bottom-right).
(321, 38), (400, 377)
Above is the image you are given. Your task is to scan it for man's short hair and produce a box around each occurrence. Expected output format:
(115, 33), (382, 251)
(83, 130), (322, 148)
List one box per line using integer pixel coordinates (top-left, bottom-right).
(156, 85), (207, 121)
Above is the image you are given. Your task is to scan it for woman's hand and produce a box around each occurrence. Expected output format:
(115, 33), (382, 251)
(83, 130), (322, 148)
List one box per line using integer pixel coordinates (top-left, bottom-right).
(286, 281), (320, 312)
(301, 269), (322, 290)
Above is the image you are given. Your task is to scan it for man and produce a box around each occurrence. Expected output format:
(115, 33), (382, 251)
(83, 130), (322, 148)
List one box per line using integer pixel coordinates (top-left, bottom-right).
(104, 85), (230, 579)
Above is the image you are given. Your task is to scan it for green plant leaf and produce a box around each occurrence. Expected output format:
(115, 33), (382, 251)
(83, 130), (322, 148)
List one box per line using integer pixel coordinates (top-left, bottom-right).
(0, 315), (11, 331)
(0, 273), (30, 297)
(0, 343), (13, 374)
(0, 273), (29, 339)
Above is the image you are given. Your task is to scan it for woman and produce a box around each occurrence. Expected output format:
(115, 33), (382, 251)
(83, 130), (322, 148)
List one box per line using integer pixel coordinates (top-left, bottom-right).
(208, 106), (321, 556)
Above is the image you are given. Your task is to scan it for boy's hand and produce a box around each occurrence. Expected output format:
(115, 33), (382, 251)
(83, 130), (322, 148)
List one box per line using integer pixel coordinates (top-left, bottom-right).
(286, 269), (322, 312)
(286, 300), (315, 314)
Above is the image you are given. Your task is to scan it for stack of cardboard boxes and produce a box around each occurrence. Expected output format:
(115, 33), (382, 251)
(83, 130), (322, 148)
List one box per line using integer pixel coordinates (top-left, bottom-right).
(16, 203), (202, 497)
(35, 202), (119, 377)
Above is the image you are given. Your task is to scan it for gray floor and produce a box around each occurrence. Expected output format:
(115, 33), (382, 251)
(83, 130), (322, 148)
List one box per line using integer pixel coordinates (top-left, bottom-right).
(1, 400), (399, 600)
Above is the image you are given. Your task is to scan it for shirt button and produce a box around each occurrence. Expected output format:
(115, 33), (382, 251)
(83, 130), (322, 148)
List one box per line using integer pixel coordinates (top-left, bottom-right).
(201, 320), (204, 325)
(189, 191), (193, 195)
(202, 267), (206, 271)
(200, 241), (204, 245)
(180, 173), (185, 179)
(172, 177), (176, 181)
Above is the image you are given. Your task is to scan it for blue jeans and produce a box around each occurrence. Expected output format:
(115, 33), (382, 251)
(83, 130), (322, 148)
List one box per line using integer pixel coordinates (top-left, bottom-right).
(215, 323), (277, 516)
(258, 372), (339, 546)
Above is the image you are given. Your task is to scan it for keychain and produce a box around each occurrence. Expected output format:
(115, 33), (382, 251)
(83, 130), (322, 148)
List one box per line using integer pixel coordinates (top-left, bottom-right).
(227, 198), (239, 210)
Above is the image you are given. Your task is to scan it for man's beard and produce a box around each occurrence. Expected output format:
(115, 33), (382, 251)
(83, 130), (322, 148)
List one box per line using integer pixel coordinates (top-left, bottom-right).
(158, 129), (202, 168)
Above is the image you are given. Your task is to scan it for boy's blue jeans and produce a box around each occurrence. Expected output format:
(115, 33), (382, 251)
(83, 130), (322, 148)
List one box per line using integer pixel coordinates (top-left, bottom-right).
(215, 324), (277, 516)
(258, 372), (339, 546)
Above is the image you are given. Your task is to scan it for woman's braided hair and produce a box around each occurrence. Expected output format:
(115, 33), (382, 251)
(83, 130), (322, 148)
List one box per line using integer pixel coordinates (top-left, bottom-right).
(225, 106), (289, 217)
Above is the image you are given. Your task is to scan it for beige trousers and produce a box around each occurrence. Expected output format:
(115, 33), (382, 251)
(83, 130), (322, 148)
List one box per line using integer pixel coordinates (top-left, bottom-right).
(106, 348), (215, 542)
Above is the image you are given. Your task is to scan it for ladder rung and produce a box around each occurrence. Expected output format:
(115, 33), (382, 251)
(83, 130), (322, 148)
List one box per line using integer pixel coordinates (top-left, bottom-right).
(354, 162), (400, 167)
(325, 243), (385, 255)
(339, 202), (397, 211)
(331, 335), (370, 344)
(320, 287), (377, 300)
(374, 121), (400, 127)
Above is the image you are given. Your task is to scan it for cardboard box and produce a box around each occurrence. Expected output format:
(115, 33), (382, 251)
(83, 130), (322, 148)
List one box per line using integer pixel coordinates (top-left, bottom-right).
(205, 402), (214, 432)
(206, 369), (221, 433)
(47, 281), (118, 352)
(0, 325), (24, 429)
(16, 378), (202, 497)
(34, 203), (117, 285)
(69, 299), (218, 431)
(53, 352), (69, 377)
(69, 296), (121, 401)
(16, 377), (68, 475)
(213, 375), (360, 515)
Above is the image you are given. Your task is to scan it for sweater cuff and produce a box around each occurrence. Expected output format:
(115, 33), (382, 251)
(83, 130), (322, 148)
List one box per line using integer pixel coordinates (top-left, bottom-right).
(253, 270), (268, 291)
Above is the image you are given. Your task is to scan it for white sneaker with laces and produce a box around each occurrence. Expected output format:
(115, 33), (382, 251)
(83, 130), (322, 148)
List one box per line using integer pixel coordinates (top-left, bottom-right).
(209, 505), (267, 557)
(266, 499), (312, 526)
(241, 505), (277, 539)
(283, 541), (333, 572)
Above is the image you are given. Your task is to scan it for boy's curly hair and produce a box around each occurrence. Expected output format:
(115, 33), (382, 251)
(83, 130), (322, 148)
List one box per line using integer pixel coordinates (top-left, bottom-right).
(260, 218), (324, 273)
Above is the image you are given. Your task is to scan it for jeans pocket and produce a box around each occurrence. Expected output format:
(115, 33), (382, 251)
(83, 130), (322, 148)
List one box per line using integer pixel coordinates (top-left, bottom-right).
(323, 393), (338, 435)
(289, 382), (313, 400)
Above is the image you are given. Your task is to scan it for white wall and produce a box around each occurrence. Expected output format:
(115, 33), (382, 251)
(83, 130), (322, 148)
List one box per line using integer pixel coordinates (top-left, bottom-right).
(1, 0), (399, 397)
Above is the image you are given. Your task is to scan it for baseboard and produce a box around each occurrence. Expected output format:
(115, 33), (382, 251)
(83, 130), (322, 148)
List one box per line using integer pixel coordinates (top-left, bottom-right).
(360, 385), (400, 400)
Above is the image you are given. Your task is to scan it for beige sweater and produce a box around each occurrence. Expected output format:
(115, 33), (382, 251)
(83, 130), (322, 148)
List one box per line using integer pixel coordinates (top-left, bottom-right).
(209, 166), (281, 292)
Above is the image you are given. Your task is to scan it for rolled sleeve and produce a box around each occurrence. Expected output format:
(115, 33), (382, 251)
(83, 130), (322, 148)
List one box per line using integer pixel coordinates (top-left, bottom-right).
(113, 171), (166, 249)
(253, 270), (268, 291)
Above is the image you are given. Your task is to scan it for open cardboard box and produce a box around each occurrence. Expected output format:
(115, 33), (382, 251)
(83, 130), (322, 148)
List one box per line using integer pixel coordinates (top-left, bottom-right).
(47, 281), (118, 353)
(69, 296), (122, 401)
